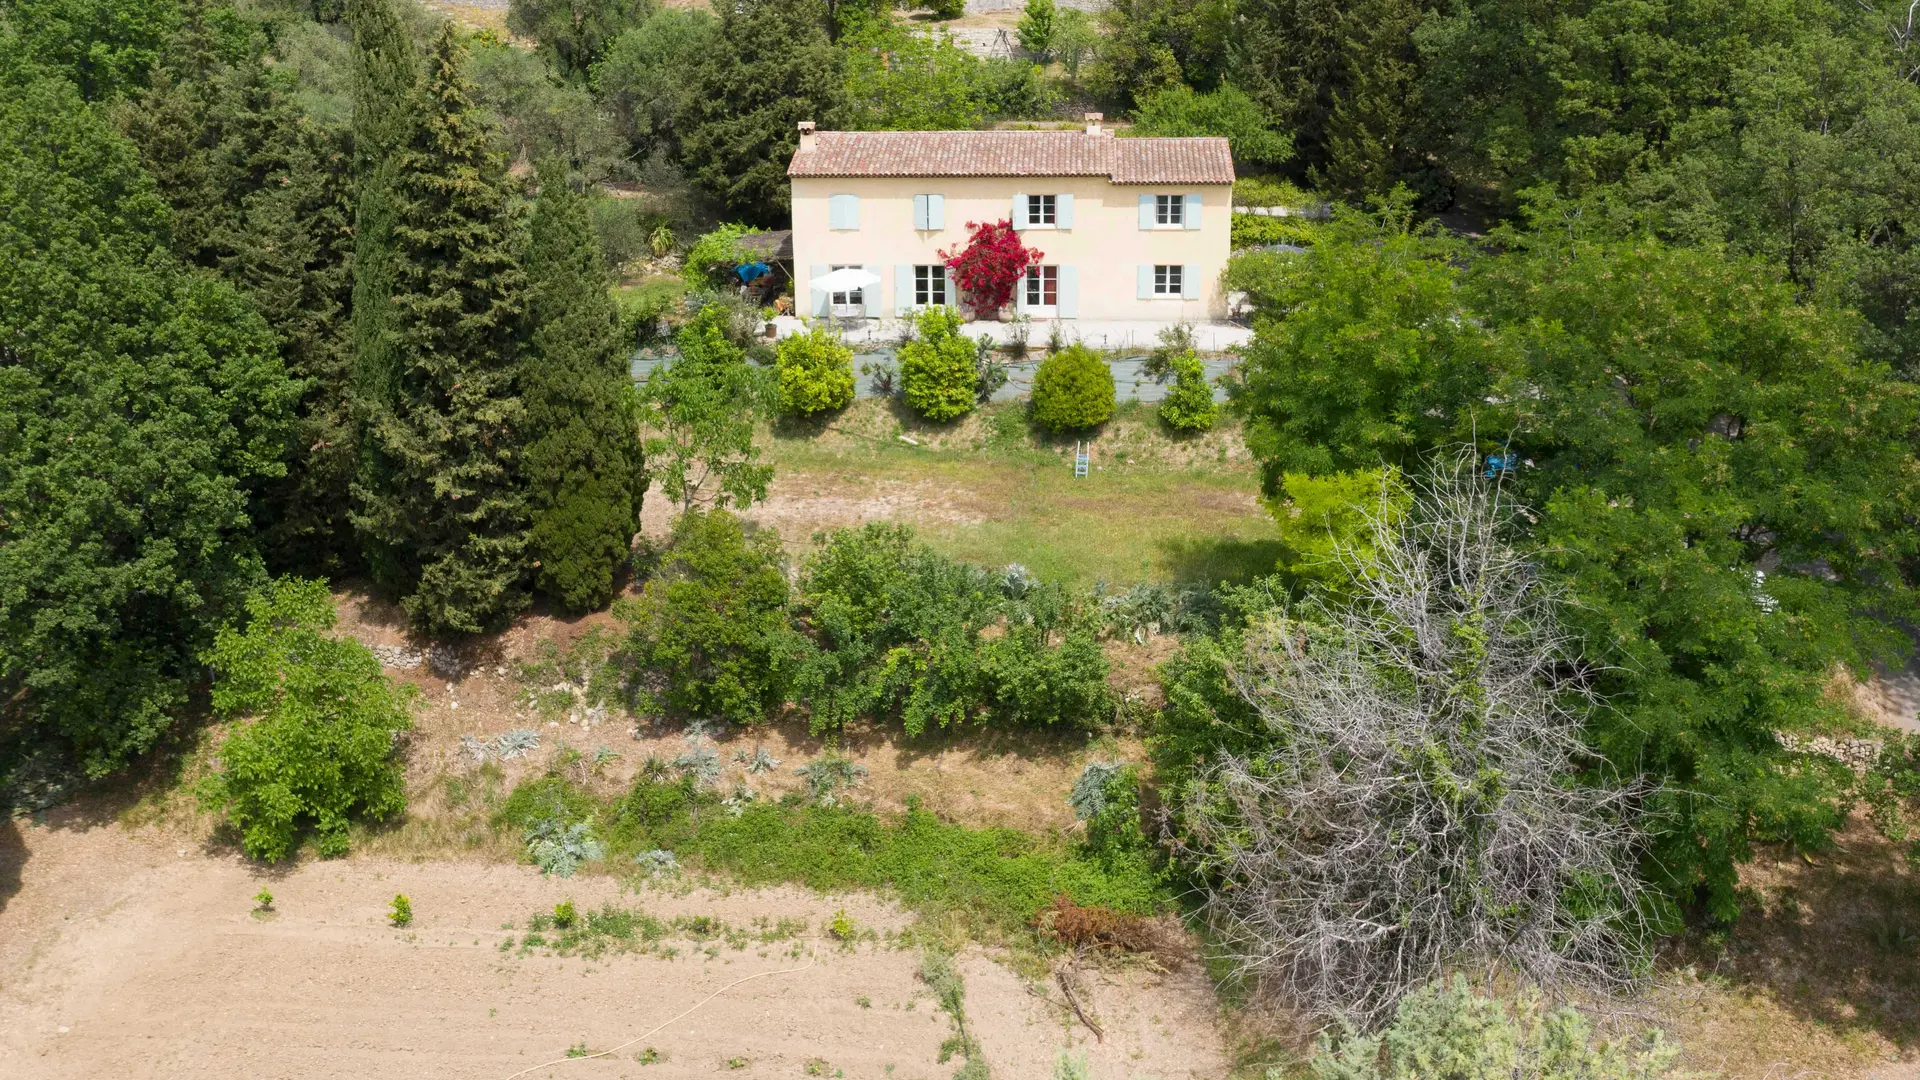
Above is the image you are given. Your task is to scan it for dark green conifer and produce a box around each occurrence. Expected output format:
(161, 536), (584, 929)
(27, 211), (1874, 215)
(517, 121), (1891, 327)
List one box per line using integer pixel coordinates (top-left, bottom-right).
(348, 0), (419, 412)
(522, 163), (646, 612)
(117, 3), (360, 571)
(352, 24), (532, 634)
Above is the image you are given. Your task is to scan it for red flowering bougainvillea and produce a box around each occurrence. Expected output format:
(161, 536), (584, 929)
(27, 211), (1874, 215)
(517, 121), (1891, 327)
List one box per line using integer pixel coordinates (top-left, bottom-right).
(940, 220), (1042, 315)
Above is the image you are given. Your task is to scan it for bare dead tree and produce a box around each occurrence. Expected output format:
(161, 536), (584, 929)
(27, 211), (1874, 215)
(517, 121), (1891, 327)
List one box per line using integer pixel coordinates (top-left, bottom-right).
(1180, 452), (1652, 1027)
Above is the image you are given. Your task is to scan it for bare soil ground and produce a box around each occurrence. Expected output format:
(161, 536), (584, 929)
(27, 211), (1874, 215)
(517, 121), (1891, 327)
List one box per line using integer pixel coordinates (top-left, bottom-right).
(0, 815), (1228, 1080)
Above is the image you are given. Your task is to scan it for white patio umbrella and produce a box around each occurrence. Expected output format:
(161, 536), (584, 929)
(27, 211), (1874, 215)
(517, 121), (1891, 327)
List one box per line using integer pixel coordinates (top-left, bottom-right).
(808, 266), (882, 293)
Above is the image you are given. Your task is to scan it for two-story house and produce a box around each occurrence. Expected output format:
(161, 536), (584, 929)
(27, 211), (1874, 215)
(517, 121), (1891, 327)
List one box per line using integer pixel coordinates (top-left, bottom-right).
(786, 117), (1233, 323)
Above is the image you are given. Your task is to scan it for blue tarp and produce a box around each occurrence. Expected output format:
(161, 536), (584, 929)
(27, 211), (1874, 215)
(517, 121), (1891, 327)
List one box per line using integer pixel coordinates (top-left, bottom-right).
(735, 261), (772, 284)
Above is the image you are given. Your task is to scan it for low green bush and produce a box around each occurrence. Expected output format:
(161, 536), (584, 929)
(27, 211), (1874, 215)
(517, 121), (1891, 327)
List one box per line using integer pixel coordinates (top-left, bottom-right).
(977, 623), (1112, 728)
(197, 579), (417, 862)
(1304, 976), (1682, 1080)
(616, 509), (807, 725)
(1030, 345), (1115, 431)
(899, 306), (979, 422)
(1158, 350), (1219, 432)
(775, 325), (856, 416)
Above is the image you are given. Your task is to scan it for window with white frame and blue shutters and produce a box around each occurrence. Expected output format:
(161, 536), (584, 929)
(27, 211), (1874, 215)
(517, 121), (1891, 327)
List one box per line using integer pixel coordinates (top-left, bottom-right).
(912, 194), (945, 231)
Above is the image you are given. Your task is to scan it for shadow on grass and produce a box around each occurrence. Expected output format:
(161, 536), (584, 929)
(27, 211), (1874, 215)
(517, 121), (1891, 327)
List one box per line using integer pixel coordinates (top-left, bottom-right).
(1159, 534), (1287, 588)
(1666, 818), (1920, 1052)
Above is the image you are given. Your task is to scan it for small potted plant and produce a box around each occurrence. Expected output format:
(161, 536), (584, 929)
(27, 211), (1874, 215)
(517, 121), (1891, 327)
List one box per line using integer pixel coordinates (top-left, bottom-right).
(940, 220), (1041, 323)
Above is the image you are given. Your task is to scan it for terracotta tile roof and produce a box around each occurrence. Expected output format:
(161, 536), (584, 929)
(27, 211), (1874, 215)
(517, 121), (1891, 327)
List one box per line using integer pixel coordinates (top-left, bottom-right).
(787, 130), (1234, 184)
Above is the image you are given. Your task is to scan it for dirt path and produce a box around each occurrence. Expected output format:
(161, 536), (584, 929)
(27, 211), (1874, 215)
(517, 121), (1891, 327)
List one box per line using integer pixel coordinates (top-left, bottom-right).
(0, 815), (1226, 1080)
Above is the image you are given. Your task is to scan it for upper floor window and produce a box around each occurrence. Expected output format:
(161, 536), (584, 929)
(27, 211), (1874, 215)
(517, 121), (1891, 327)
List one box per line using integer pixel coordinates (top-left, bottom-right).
(1025, 265), (1059, 308)
(1153, 264), (1184, 297)
(1155, 194), (1184, 227)
(1027, 194), (1057, 227)
(915, 265), (949, 307)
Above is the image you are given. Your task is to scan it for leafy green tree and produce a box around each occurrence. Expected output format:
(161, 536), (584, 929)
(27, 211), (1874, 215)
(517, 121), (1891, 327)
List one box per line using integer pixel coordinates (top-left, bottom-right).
(680, 223), (754, 289)
(1017, 0), (1055, 58)
(2, 0), (183, 100)
(844, 23), (986, 130)
(1050, 8), (1098, 82)
(1234, 208), (1920, 919)
(616, 509), (806, 724)
(899, 306), (979, 422)
(591, 8), (716, 163)
(1088, 0), (1231, 109)
(507, 0), (654, 79)
(1128, 84), (1293, 167)
(468, 37), (628, 182)
(198, 578), (416, 862)
(1157, 350), (1218, 432)
(352, 25), (533, 634)
(1237, 195), (1487, 485)
(1472, 230), (1918, 919)
(776, 325), (856, 416)
(1031, 345), (1116, 432)
(118, 6), (361, 573)
(639, 303), (774, 512)
(522, 164), (647, 613)
(0, 56), (298, 776)
(679, 0), (846, 223)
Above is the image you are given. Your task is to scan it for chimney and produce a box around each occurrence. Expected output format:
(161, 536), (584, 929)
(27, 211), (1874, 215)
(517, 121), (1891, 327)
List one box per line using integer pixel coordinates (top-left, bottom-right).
(797, 121), (817, 153)
(1084, 112), (1104, 136)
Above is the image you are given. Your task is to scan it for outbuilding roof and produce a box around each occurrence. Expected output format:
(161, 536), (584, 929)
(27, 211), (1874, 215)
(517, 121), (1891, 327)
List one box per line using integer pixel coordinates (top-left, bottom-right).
(787, 130), (1235, 185)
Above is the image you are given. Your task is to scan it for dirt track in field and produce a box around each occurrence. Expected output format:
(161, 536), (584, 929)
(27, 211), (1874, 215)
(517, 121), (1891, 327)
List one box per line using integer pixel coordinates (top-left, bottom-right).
(0, 815), (1225, 1080)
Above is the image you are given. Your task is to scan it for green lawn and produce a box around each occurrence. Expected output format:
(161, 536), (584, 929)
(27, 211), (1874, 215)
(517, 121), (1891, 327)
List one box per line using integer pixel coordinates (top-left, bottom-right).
(761, 400), (1282, 587)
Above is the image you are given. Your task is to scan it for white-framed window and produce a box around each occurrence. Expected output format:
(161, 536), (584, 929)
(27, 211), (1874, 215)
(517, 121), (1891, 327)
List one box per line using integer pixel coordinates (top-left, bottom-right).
(1025, 265), (1059, 308)
(1155, 194), (1184, 227)
(1026, 193), (1057, 227)
(915, 264), (948, 307)
(1152, 264), (1184, 296)
(829, 264), (861, 312)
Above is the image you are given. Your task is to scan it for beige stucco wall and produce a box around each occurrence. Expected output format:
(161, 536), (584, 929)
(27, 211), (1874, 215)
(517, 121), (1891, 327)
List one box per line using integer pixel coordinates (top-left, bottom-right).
(790, 172), (1232, 323)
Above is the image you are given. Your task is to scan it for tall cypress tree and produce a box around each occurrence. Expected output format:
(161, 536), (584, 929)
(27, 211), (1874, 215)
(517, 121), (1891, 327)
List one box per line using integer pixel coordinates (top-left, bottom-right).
(522, 162), (646, 612)
(351, 24), (531, 634)
(348, 0), (417, 415)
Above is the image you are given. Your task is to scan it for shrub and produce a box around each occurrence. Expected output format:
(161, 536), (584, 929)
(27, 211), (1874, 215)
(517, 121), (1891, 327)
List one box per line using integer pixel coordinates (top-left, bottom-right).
(1029, 345), (1115, 431)
(680, 223), (754, 289)
(1306, 976), (1683, 1078)
(939, 220), (1041, 316)
(899, 306), (981, 422)
(1231, 212), (1328, 250)
(775, 325), (855, 416)
(978, 623), (1112, 727)
(1158, 350), (1219, 432)
(197, 579), (417, 862)
(389, 894), (413, 926)
(1017, 0), (1056, 57)
(794, 522), (1001, 735)
(616, 509), (806, 725)
(927, 0), (965, 19)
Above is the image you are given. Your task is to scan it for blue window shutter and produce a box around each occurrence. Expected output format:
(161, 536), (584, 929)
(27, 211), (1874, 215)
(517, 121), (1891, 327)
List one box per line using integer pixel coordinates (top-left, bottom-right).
(1137, 264), (1153, 299)
(1139, 194), (1154, 229)
(928, 194), (945, 230)
(1058, 265), (1079, 318)
(1014, 269), (1029, 314)
(862, 264), (880, 317)
(810, 264), (830, 316)
(895, 265), (914, 314)
(1183, 263), (1201, 299)
(913, 195), (928, 231)
(1012, 192), (1028, 230)
(1185, 193), (1202, 230)
(1057, 193), (1074, 230)
(829, 194), (860, 230)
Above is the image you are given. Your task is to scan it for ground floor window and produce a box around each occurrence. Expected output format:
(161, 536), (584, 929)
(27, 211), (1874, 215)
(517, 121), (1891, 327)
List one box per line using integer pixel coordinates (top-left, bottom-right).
(1025, 265), (1058, 308)
(828, 264), (861, 309)
(915, 264), (948, 307)
(1153, 264), (1184, 296)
